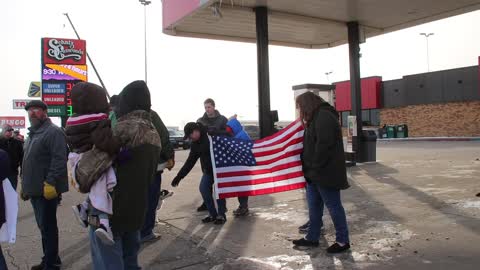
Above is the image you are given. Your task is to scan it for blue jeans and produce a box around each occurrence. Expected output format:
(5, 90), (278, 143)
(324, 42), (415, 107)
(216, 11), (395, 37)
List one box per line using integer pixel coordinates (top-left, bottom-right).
(199, 174), (226, 218)
(141, 171), (162, 238)
(305, 182), (349, 244)
(31, 197), (61, 270)
(89, 227), (141, 270)
(8, 173), (18, 191)
(0, 244), (7, 270)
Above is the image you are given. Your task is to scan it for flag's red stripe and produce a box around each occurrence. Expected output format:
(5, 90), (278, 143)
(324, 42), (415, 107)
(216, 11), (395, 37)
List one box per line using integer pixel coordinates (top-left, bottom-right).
(217, 171), (304, 188)
(218, 182), (306, 199)
(216, 160), (302, 178)
(255, 149), (303, 166)
(253, 126), (304, 149)
(253, 121), (302, 146)
(253, 137), (303, 157)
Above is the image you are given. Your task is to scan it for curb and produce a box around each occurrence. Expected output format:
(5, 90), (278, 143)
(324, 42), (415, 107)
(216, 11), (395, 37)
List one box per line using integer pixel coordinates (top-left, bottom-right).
(378, 137), (480, 142)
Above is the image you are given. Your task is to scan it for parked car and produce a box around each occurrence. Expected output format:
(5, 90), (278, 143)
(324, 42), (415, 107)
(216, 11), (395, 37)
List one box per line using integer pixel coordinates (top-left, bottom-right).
(243, 125), (260, 140)
(168, 129), (191, 149)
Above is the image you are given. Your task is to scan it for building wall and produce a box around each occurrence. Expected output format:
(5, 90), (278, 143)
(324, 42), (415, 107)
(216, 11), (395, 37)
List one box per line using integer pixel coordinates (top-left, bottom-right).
(380, 101), (480, 137)
(382, 65), (480, 108)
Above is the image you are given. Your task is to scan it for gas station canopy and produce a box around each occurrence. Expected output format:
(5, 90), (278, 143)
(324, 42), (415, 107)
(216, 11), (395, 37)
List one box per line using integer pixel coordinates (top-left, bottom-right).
(163, 0), (480, 49)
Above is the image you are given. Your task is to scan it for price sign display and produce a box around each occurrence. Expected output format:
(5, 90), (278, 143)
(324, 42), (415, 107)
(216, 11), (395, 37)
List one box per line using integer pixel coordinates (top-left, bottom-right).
(41, 37), (87, 120)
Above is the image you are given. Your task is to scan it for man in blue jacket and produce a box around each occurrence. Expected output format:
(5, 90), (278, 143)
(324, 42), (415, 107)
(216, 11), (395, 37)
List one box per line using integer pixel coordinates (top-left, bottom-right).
(22, 100), (68, 270)
(226, 116), (252, 216)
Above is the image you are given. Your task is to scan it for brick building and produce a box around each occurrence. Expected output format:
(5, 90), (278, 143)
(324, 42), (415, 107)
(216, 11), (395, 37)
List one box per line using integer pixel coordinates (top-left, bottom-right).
(333, 59), (480, 137)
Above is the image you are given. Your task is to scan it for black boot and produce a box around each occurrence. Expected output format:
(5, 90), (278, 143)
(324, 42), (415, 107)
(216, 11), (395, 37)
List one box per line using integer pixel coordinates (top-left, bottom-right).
(326, 243), (351, 253)
(197, 202), (208, 212)
(292, 238), (319, 247)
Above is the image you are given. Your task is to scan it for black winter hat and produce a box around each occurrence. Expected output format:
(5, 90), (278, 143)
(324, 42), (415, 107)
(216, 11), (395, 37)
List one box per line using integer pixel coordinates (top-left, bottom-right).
(183, 122), (200, 139)
(71, 82), (110, 115)
(117, 80), (151, 117)
(25, 100), (47, 111)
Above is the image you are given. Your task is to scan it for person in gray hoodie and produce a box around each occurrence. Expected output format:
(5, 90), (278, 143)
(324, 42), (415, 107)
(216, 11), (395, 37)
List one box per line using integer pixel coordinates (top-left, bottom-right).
(22, 100), (68, 270)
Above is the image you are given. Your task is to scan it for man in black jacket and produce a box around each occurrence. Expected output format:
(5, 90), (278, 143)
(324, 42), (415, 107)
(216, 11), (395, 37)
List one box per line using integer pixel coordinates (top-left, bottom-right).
(171, 122), (227, 224)
(196, 98), (228, 212)
(0, 124), (23, 190)
(197, 98), (228, 136)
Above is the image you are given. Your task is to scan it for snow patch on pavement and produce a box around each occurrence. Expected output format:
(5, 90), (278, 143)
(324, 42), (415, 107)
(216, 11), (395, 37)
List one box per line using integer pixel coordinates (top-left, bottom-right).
(448, 199), (480, 209)
(251, 206), (308, 226)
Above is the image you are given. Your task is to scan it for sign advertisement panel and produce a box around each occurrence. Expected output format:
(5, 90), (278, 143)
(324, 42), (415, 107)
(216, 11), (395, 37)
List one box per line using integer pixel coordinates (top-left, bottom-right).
(12, 99), (36, 110)
(47, 106), (67, 117)
(46, 64), (87, 81)
(42, 95), (66, 105)
(41, 37), (87, 118)
(28, 82), (42, 97)
(42, 82), (66, 94)
(0, 117), (26, 129)
(42, 38), (86, 65)
(42, 65), (77, 81)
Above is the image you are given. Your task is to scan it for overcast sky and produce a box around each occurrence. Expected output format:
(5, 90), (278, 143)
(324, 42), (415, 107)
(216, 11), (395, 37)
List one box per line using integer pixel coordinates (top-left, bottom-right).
(2, 1), (480, 130)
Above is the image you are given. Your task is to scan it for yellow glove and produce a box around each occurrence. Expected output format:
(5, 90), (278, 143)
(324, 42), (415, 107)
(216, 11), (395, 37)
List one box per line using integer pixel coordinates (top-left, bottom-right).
(166, 158), (175, 171)
(43, 182), (58, 200)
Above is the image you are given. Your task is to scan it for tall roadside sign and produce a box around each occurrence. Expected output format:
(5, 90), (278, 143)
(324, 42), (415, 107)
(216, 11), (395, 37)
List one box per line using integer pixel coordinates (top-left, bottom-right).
(41, 38), (87, 125)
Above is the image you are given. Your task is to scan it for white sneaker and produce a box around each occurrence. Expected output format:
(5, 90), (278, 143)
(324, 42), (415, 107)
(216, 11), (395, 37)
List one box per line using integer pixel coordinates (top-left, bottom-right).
(95, 225), (115, 246)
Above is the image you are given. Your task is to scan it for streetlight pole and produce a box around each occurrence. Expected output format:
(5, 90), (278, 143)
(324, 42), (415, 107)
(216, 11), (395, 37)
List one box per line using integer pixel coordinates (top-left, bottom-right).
(420, 33), (434, 72)
(325, 71), (333, 84)
(140, 0), (151, 84)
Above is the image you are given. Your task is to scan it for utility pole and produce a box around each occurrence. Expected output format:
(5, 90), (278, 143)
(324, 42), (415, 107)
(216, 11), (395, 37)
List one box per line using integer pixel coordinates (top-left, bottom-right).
(139, 0), (152, 84)
(420, 33), (434, 72)
(63, 13), (109, 97)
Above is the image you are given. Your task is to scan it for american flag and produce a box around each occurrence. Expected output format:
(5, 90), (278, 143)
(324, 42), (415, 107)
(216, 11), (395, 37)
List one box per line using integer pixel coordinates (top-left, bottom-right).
(210, 120), (306, 199)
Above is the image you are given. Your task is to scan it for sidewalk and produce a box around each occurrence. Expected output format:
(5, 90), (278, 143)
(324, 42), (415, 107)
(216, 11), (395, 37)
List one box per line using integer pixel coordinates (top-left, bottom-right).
(3, 141), (480, 269)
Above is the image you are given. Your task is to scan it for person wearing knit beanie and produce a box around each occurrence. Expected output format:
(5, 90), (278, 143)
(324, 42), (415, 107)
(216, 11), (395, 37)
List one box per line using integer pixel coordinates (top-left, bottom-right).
(71, 82), (110, 115)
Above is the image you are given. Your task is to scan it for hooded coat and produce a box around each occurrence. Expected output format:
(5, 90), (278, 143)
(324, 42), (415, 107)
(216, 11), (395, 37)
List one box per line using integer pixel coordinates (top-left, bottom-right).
(227, 118), (251, 141)
(301, 102), (349, 190)
(110, 80), (161, 234)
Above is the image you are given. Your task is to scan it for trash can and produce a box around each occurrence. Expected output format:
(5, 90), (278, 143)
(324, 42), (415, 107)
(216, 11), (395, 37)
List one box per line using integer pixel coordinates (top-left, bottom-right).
(358, 130), (377, 162)
(378, 126), (388, 139)
(396, 124), (409, 138)
(386, 125), (397, 138)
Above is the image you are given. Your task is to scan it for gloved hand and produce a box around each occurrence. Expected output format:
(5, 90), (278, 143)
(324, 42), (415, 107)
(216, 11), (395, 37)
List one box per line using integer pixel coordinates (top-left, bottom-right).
(43, 182), (58, 200)
(166, 158), (175, 171)
(20, 189), (30, 201)
(171, 176), (182, 187)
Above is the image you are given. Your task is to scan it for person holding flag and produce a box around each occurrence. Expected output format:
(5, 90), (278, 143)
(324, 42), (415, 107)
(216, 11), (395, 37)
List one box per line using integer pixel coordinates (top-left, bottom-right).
(292, 91), (350, 253)
(171, 122), (228, 225)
